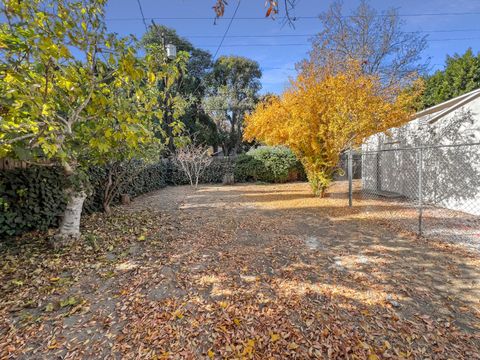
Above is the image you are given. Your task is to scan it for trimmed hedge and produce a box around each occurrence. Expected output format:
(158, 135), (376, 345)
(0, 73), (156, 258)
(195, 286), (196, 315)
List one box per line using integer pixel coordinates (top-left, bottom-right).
(0, 148), (304, 237)
(0, 166), (66, 236)
(1, 162), (170, 237)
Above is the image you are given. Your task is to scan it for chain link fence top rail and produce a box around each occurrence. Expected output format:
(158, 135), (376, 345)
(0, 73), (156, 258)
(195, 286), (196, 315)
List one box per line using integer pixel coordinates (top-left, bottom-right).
(346, 143), (480, 252)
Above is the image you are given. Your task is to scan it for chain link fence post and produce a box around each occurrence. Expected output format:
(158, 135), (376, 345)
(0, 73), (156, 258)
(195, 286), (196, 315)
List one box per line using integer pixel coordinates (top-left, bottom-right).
(418, 147), (424, 236)
(348, 149), (353, 207)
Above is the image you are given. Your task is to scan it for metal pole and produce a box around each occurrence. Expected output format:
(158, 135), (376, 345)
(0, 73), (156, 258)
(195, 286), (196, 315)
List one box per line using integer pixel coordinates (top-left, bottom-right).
(348, 149), (353, 207)
(418, 147), (423, 236)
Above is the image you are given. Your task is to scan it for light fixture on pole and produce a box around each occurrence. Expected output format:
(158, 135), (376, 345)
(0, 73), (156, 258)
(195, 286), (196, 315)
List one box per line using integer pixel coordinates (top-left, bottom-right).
(165, 43), (177, 60)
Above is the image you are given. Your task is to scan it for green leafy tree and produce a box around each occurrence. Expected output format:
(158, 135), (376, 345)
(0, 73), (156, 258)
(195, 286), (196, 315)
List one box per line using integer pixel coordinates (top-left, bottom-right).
(142, 24), (217, 150)
(0, 0), (187, 243)
(203, 56), (262, 155)
(420, 48), (480, 109)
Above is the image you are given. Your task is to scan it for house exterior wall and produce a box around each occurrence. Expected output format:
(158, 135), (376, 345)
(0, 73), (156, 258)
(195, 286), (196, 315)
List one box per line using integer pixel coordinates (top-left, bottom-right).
(362, 96), (480, 215)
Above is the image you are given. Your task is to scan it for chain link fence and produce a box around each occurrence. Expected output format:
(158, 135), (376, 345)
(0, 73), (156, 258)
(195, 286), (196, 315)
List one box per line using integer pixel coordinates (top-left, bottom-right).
(346, 143), (480, 250)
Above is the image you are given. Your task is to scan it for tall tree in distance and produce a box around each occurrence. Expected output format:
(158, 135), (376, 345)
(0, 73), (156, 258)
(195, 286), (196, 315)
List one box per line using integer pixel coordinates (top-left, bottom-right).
(420, 48), (480, 109)
(203, 56), (262, 155)
(305, 0), (428, 87)
(142, 24), (218, 150)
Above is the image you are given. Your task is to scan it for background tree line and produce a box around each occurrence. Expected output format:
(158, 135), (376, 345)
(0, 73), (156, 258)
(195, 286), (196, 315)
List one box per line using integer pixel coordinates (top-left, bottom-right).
(142, 24), (262, 156)
(419, 48), (480, 109)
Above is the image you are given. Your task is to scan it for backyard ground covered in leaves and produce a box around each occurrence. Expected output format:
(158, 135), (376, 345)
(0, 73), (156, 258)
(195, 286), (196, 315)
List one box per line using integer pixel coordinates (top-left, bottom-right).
(1, 182), (480, 359)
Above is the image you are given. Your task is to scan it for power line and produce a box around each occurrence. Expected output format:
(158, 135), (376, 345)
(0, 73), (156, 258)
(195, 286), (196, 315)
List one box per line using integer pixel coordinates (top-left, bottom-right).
(188, 1), (242, 101)
(162, 29), (480, 39)
(135, 0), (148, 31)
(428, 37), (480, 42)
(175, 37), (480, 48)
(261, 67), (296, 70)
(105, 11), (480, 22)
(213, 0), (241, 60)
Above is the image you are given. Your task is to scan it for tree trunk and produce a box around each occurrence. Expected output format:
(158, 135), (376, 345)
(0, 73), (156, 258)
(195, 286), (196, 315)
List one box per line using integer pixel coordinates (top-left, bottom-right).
(319, 187), (326, 198)
(103, 201), (112, 216)
(53, 189), (87, 247)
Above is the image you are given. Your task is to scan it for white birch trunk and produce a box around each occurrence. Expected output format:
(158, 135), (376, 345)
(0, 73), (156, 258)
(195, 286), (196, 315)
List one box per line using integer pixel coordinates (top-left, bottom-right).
(56, 189), (87, 240)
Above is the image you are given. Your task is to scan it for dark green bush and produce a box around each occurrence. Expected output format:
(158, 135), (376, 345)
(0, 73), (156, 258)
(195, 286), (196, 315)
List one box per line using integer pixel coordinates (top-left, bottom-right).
(1, 162), (169, 237)
(124, 161), (169, 197)
(234, 146), (305, 183)
(234, 154), (267, 182)
(0, 166), (66, 236)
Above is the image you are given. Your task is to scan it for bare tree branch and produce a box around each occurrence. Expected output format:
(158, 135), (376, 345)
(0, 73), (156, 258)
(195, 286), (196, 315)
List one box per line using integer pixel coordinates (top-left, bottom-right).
(173, 143), (213, 189)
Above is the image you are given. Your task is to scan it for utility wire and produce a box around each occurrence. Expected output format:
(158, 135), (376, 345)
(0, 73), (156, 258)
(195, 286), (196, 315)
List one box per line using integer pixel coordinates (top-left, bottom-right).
(188, 0), (241, 101)
(159, 29), (480, 39)
(213, 0), (241, 60)
(135, 0), (148, 31)
(106, 11), (480, 22)
(171, 37), (480, 48)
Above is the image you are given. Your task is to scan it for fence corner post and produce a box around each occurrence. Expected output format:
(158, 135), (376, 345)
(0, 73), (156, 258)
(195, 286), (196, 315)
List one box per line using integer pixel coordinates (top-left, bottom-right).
(348, 148), (353, 207)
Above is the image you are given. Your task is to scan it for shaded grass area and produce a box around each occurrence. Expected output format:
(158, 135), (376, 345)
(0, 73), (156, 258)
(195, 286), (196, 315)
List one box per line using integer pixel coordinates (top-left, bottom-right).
(1, 182), (479, 358)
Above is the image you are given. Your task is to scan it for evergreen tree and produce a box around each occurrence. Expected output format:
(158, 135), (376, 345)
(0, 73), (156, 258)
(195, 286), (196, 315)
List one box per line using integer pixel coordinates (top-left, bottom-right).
(421, 49), (480, 108)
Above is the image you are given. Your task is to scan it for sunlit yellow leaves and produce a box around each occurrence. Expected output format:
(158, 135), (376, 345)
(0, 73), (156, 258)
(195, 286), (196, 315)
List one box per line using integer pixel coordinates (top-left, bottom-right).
(218, 301), (228, 309)
(0, 0), (188, 172)
(288, 342), (299, 350)
(147, 72), (156, 84)
(47, 338), (60, 350)
(245, 61), (419, 195)
(270, 333), (280, 342)
(172, 310), (184, 320)
(242, 339), (255, 356)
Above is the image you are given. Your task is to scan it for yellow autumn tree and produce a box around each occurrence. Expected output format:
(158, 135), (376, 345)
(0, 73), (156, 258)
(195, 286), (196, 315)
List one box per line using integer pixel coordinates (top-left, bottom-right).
(244, 62), (421, 196)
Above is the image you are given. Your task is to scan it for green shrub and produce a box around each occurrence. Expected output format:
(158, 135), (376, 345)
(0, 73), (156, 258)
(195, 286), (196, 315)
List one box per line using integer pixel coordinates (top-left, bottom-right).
(0, 166), (66, 236)
(234, 154), (267, 182)
(235, 146), (305, 183)
(0, 162), (169, 237)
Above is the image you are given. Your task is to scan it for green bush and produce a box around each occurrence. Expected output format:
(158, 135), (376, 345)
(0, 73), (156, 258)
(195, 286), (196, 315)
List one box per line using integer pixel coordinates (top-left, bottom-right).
(0, 166), (66, 236)
(234, 154), (267, 182)
(0, 162), (169, 237)
(235, 146), (305, 183)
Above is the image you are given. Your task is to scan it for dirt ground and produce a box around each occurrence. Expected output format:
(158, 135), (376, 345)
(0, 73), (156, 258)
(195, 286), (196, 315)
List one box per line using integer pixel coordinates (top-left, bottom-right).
(1, 182), (480, 359)
(345, 180), (480, 251)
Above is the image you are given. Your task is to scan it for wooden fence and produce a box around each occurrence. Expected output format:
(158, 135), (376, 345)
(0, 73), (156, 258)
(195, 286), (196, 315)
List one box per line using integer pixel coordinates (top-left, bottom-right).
(0, 158), (29, 170)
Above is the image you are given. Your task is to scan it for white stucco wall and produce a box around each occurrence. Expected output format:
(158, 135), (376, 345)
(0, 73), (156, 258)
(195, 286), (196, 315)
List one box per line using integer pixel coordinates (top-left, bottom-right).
(362, 95), (480, 215)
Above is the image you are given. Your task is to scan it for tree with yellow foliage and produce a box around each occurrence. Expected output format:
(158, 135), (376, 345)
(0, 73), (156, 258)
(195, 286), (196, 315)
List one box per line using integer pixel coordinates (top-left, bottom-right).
(244, 62), (421, 196)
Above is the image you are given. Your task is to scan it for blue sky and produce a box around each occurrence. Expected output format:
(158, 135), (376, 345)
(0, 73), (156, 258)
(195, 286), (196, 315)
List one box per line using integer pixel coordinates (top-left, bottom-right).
(105, 0), (480, 94)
